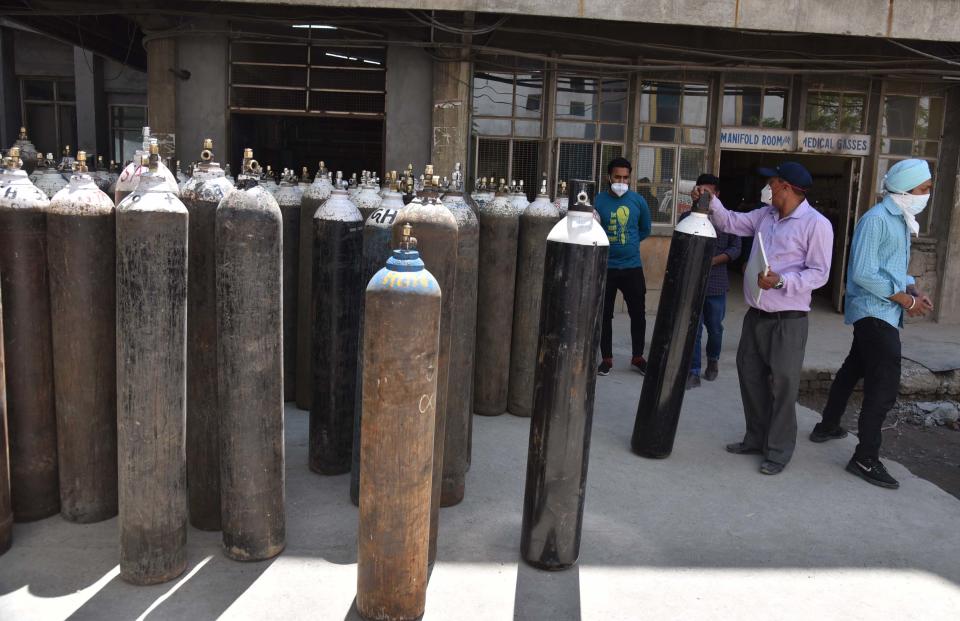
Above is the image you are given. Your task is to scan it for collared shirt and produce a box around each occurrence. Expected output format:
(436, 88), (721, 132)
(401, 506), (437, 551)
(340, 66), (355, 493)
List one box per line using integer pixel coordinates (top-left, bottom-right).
(594, 189), (651, 269)
(844, 196), (915, 329)
(679, 209), (742, 296)
(708, 196), (833, 312)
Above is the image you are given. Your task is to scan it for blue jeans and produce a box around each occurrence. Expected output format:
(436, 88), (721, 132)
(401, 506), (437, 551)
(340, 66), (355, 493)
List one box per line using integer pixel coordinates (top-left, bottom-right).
(691, 294), (726, 376)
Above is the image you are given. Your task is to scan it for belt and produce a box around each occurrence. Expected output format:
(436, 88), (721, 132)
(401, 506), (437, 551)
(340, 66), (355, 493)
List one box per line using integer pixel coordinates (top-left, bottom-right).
(748, 307), (808, 320)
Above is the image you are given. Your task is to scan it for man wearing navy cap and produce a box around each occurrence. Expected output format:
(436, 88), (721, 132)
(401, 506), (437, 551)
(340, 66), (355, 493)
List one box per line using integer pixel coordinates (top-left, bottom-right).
(692, 162), (833, 475)
(810, 159), (933, 489)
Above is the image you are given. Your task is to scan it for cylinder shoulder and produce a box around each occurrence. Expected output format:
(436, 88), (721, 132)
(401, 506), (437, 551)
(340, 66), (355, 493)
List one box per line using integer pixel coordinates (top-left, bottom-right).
(547, 215), (610, 246)
(218, 186), (282, 219)
(48, 179), (114, 215)
(368, 265), (442, 296)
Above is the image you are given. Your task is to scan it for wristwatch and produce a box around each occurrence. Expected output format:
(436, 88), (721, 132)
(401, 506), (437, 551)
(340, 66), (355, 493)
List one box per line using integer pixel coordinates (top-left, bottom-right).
(773, 275), (785, 290)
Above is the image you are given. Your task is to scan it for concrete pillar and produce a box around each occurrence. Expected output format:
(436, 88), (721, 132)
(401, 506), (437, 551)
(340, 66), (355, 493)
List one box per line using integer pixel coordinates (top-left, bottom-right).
(431, 49), (471, 176)
(932, 87), (960, 324)
(73, 47), (108, 162)
(384, 44), (432, 175)
(0, 27), (20, 148)
(935, 159), (960, 324)
(175, 22), (228, 166)
(146, 37), (177, 162)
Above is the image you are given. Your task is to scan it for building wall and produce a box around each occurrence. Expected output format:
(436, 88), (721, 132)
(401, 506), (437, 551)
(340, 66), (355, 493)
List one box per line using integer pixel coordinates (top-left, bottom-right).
(384, 44), (432, 175)
(216, 0), (960, 43)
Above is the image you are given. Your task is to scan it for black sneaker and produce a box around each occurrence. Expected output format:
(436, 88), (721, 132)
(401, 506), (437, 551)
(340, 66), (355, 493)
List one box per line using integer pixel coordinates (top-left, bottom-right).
(597, 358), (613, 376)
(846, 456), (899, 489)
(809, 423), (849, 443)
(760, 460), (785, 475)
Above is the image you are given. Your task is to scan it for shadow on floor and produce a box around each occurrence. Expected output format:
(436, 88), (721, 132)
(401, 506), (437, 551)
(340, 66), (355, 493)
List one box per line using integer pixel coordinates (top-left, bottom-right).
(513, 562), (581, 621)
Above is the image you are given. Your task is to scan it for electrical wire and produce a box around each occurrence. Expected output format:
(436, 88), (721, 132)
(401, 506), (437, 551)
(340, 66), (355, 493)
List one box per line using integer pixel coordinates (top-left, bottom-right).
(886, 38), (960, 68)
(404, 10), (508, 36)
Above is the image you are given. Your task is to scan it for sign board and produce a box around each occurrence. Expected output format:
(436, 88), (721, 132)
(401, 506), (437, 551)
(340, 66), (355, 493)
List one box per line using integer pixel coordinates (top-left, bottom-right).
(797, 131), (871, 156)
(719, 128), (794, 152)
(720, 127), (871, 157)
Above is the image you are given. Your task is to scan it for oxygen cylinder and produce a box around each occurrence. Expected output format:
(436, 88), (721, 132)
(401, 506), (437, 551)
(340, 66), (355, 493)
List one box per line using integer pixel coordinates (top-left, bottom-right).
(296, 161), (333, 410)
(520, 191), (609, 571)
(13, 127), (37, 174)
(92, 155), (113, 194)
(309, 174), (363, 475)
(554, 181), (569, 218)
(508, 177), (561, 418)
(46, 151), (118, 523)
(35, 152), (68, 199)
(471, 176), (494, 212)
(114, 128), (178, 204)
(0, 147), (58, 522)
(181, 139), (234, 531)
(216, 149), (286, 561)
(116, 145), (188, 585)
(631, 194), (717, 458)
(0, 289), (11, 555)
(439, 165), (479, 506)
(391, 166), (458, 564)
(28, 152), (46, 185)
(299, 166), (311, 190)
(350, 171), (405, 506)
(57, 146), (76, 181)
(510, 179), (530, 214)
(276, 169), (304, 402)
(401, 164), (416, 205)
(356, 224), (440, 621)
(474, 180), (520, 416)
(354, 171), (383, 221)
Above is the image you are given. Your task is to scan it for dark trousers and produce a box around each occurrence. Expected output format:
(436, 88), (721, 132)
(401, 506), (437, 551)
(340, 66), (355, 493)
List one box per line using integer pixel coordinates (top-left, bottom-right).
(600, 267), (646, 359)
(691, 294), (726, 375)
(736, 309), (809, 465)
(821, 317), (901, 460)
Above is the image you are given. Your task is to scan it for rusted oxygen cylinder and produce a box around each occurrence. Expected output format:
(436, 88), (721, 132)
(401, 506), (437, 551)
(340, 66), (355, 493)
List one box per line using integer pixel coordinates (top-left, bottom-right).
(508, 176), (561, 418)
(13, 127), (38, 174)
(296, 161), (333, 410)
(470, 175), (494, 212)
(46, 151), (118, 523)
(350, 171), (405, 506)
(520, 190), (609, 571)
(474, 179), (520, 416)
(510, 179), (530, 214)
(356, 224), (440, 621)
(181, 139), (233, 531)
(276, 169), (303, 402)
(216, 149), (286, 561)
(116, 145), (188, 585)
(35, 151), (68, 199)
(310, 172), (363, 474)
(0, 288), (12, 554)
(0, 146), (58, 522)
(439, 164), (479, 506)
(631, 193), (717, 459)
(354, 171), (383, 221)
(391, 166), (458, 564)
(554, 181), (569, 217)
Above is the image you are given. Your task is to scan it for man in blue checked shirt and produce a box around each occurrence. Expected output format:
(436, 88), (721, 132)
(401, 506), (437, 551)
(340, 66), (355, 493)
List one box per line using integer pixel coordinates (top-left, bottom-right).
(810, 158), (934, 490)
(678, 174), (741, 390)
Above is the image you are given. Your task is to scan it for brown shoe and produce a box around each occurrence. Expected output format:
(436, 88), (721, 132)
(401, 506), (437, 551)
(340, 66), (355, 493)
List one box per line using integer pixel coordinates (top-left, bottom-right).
(704, 359), (719, 381)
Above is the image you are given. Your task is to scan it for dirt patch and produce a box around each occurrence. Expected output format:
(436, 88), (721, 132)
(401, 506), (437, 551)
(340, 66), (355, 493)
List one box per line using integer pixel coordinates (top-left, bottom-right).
(799, 392), (960, 499)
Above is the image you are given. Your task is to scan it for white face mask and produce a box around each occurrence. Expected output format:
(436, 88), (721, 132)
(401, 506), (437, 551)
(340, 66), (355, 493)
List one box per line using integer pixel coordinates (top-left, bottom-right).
(891, 192), (930, 216)
(611, 182), (628, 197)
(760, 184), (773, 205)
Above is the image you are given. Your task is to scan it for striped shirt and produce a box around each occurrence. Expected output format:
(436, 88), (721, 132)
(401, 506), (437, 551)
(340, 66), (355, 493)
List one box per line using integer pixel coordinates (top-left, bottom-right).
(844, 197), (915, 329)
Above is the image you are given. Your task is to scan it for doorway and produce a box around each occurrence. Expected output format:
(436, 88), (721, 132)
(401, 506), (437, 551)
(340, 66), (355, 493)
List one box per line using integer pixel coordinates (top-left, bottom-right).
(229, 113), (384, 182)
(717, 150), (861, 312)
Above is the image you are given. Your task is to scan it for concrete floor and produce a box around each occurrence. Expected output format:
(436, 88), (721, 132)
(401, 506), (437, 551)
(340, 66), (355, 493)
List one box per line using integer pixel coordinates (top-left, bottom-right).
(2, 289), (959, 620)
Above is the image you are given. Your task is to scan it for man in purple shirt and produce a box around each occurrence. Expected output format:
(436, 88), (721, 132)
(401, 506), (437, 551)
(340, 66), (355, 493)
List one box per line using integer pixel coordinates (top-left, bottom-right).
(692, 162), (833, 475)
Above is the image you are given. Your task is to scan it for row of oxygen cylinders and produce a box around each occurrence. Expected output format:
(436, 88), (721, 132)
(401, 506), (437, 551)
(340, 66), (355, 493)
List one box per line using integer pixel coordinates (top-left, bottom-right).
(0, 132), (575, 544)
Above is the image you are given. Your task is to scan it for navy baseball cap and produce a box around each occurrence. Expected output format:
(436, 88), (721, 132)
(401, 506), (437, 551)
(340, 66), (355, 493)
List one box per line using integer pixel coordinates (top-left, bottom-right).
(757, 161), (812, 190)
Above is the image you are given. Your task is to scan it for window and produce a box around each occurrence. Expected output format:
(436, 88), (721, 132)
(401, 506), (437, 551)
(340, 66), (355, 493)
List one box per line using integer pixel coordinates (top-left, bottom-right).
(637, 80), (709, 226)
(723, 76), (789, 128)
(20, 77), (76, 157)
(805, 91), (866, 133)
(876, 84), (946, 235)
(110, 105), (147, 165)
(475, 138), (540, 201)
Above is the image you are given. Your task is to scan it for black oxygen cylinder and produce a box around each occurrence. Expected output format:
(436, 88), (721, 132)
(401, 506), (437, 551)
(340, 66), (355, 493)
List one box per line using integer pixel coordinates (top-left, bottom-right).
(0, 146), (59, 523)
(216, 150), (286, 561)
(309, 179), (364, 475)
(115, 151), (188, 585)
(46, 153), (118, 523)
(0, 287), (10, 555)
(182, 140), (234, 532)
(631, 195), (717, 459)
(275, 172), (303, 402)
(520, 192), (609, 571)
(350, 179), (404, 506)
